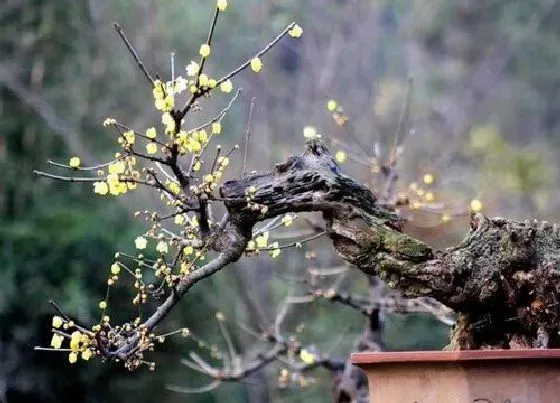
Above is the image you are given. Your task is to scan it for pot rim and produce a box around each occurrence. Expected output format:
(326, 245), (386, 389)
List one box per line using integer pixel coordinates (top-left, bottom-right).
(351, 349), (560, 365)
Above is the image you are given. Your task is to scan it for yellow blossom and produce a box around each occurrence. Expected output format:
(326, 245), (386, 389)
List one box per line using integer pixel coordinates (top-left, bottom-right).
(108, 161), (125, 174)
(93, 182), (109, 195)
(162, 112), (175, 134)
(424, 192), (434, 202)
(217, 0), (227, 11)
(98, 301), (107, 309)
(204, 174), (214, 183)
(186, 61), (200, 77)
(123, 130), (135, 145)
(218, 156), (229, 167)
(146, 127), (157, 139)
(168, 181), (181, 194)
(256, 231), (269, 248)
(81, 349), (92, 361)
(250, 57), (262, 72)
(156, 241), (168, 254)
(212, 122), (222, 134)
(174, 214), (185, 225)
(335, 151), (346, 164)
(52, 316), (63, 328)
(199, 44), (211, 58)
(441, 213), (451, 223)
(68, 352), (78, 364)
(69, 157), (81, 168)
(303, 126), (321, 139)
(300, 349), (315, 364)
(327, 100), (337, 112)
(110, 263), (120, 275)
(470, 199), (483, 212)
(155, 94), (174, 112)
(198, 74), (209, 87)
(197, 129), (208, 144)
(269, 242), (280, 258)
(103, 118), (116, 126)
(423, 174), (435, 185)
(146, 142), (158, 155)
(152, 80), (164, 99)
(289, 24), (303, 38)
(208, 79), (217, 88)
(192, 161), (202, 171)
(135, 236), (147, 250)
(247, 240), (255, 249)
(220, 80), (233, 93)
(50, 333), (64, 349)
(281, 214), (294, 227)
(70, 331), (82, 351)
(184, 245), (194, 255)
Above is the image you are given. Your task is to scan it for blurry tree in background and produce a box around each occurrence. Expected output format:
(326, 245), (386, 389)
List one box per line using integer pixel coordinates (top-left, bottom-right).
(2, 1), (560, 402)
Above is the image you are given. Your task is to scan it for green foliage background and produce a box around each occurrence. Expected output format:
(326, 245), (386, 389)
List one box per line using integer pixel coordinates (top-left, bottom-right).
(2, 0), (560, 402)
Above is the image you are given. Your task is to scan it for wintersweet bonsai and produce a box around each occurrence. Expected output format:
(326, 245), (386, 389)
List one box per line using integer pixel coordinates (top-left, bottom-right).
(34, 1), (560, 401)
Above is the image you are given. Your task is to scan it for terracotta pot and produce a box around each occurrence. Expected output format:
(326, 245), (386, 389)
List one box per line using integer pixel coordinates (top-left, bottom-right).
(352, 349), (560, 403)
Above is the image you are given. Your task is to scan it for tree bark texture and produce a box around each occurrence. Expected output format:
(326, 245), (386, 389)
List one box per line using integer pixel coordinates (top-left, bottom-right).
(221, 140), (560, 350)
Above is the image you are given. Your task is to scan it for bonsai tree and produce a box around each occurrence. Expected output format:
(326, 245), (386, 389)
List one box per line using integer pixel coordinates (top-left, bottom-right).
(35, 1), (560, 401)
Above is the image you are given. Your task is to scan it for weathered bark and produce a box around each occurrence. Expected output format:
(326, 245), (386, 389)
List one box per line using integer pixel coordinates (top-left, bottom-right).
(221, 140), (560, 350)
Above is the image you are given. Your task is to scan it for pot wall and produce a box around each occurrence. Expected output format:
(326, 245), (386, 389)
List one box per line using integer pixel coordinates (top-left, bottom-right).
(352, 350), (560, 403)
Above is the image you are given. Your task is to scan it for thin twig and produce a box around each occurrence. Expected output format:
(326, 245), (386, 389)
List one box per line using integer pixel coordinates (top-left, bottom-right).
(243, 97), (255, 177)
(114, 23), (154, 85)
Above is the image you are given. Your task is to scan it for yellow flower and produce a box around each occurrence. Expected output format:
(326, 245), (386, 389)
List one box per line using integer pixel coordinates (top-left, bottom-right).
(208, 79), (217, 88)
(152, 80), (164, 99)
(204, 174), (214, 183)
(289, 24), (303, 38)
(192, 161), (202, 171)
(162, 112), (175, 134)
(93, 182), (109, 195)
(81, 349), (92, 361)
(281, 214), (294, 227)
(250, 57), (262, 72)
(199, 44), (211, 58)
(327, 100), (337, 112)
(50, 333), (64, 349)
(70, 331), (82, 351)
(69, 157), (81, 168)
(103, 118), (116, 126)
(135, 236), (147, 250)
(108, 161), (125, 174)
(217, 0), (227, 11)
(52, 316), (63, 328)
(218, 156), (229, 167)
(441, 213), (451, 223)
(423, 174), (435, 185)
(335, 151), (346, 164)
(300, 349), (315, 364)
(168, 181), (181, 194)
(197, 129), (208, 144)
(123, 130), (135, 145)
(172, 77), (187, 94)
(184, 245), (194, 255)
(146, 127), (157, 139)
(68, 352), (78, 364)
(98, 301), (107, 309)
(256, 231), (269, 248)
(146, 142), (158, 155)
(110, 263), (120, 275)
(155, 94), (174, 112)
(424, 191), (434, 202)
(198, 74), (209, 87)
(470, 199), (483, 212)
(212, 122), (222, 134)
(174, 214), (185, 225)
(186, 61), (200, 77)
(269, 242), (280, 258)
(156, 241), (168, 254)
(220, 80), (233, 93)
(303, 126), (320, 139)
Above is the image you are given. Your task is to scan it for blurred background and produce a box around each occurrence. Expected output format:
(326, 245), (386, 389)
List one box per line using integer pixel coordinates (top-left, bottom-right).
(2, 0), (560, 402)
